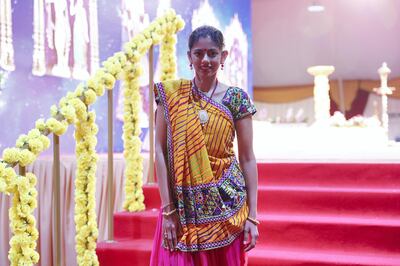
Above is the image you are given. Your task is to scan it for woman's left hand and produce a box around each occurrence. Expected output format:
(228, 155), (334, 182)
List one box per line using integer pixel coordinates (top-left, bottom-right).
(243, 220), (259, 252)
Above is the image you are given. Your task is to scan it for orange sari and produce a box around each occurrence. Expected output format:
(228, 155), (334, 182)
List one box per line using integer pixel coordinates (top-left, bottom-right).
(154, 79), (255, 251)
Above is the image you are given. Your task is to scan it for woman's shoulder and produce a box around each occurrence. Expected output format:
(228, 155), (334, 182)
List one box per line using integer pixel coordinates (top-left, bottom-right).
(155, 78), (188, 89)
(155, 79), (191, 96)
(220, 84), (256, 120)
(221, 85), (251, 104)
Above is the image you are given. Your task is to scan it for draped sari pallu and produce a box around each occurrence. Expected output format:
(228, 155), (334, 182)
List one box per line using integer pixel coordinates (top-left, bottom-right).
(154, 79), (250, 252)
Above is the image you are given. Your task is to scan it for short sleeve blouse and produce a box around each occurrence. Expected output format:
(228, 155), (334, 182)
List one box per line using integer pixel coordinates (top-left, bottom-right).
(222, 87), (257, 120)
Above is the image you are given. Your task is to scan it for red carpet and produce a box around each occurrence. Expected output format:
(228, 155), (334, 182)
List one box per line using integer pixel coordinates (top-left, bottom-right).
(96, 163), (400, 265)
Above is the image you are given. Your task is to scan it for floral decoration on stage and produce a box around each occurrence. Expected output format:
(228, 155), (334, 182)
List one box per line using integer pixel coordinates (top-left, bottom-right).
(0, 127), (50, 265)
(122, 9), (184, 211)
(0, 8), (184, 266)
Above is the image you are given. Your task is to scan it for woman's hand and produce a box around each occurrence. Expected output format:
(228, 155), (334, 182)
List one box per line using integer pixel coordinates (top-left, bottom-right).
(162, 211), (181, 252)
(243, 220), (259, 252)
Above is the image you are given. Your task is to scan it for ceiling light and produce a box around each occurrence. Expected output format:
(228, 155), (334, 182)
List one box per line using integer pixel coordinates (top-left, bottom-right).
(308, 3), (325, 12)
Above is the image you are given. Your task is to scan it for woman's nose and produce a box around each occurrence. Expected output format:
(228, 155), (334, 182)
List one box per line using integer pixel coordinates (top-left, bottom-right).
(202, 55), (211, 64)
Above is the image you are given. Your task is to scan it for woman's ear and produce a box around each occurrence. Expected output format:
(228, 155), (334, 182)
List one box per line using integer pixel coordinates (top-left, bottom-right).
(187, 50), (192, 63)
(221, 50), (229, 64)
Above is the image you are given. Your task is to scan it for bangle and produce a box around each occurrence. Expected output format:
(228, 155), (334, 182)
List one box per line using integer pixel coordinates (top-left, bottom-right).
(162, 209), (177, 217)
(161, 202), (174, 210)
(247, 216), (260, 225)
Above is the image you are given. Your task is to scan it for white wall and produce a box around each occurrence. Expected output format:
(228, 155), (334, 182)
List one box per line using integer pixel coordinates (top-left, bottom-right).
(252, 0), (400, 86)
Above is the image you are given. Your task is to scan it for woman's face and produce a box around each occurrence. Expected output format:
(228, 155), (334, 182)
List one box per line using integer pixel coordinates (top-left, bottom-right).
(187, 36), (227, 79)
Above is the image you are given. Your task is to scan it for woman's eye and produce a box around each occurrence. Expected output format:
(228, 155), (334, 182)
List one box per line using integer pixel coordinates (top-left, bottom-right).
(208, 51), (218, 57)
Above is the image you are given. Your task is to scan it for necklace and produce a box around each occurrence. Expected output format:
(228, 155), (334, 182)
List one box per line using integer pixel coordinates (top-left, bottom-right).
(192, 78), (218, 125)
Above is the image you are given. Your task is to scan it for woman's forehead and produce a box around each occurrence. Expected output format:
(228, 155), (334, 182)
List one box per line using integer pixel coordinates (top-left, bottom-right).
(191, 36), (219, 49)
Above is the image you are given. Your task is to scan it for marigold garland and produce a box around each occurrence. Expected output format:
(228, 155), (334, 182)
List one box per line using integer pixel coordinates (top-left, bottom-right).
(0, 8), (185, 266)
(122, 63), (145, 211)
(7, 173), (40, 265)
(74, 109), (99, 266)
(121, 9), (185, 211)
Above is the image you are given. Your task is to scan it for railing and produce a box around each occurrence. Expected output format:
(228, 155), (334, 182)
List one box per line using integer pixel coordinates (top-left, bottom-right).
(0, 9), (184, 266)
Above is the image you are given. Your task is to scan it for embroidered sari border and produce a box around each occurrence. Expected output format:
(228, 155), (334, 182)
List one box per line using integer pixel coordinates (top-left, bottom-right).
(176, 230), (242, 252)
(192, 81), (234, 123)
(177, 158), (247, 225)
(179, 195), (246, 225)
(155, 82), (175, 178)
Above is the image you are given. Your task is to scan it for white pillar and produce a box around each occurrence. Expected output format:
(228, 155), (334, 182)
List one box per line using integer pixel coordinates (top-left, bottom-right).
(374, 62), (395, 140)
(307, 65), (335, 125)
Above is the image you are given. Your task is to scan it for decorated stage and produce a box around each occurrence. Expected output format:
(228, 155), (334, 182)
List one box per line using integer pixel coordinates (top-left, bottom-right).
(1, 122), (400, 266)
(97, 122), (400, 265)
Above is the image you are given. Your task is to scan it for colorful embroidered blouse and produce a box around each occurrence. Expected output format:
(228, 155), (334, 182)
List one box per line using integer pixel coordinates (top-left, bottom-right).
(154, 79), (256, 252)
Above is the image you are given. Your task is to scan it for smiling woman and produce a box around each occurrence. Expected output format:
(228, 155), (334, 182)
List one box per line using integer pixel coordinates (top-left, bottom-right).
(150, 25), (259, 266)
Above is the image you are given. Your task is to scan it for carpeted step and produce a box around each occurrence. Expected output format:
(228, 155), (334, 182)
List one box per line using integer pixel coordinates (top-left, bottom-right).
(96, 239), (400, 266)
(140, 185), (400, 218)
(257, 213), (400, 253)
(113, 210), (400, 254)
(96, 239), (153, 266)
(142, 184), (161, 209)
(257, 163), (400, 188)
(114, 210), (158, 240)
(257, 185), (400, 217)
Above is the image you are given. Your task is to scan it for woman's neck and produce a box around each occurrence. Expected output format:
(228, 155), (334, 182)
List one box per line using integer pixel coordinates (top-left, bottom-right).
(194, 74), (217, 93)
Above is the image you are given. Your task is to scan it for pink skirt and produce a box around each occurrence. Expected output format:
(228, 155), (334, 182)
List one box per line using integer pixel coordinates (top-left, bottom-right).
(150, 210), (247, 266)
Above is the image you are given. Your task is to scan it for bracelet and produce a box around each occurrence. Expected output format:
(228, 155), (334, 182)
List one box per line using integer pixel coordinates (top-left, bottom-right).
(162, 209), (177, 217)
(247, 216), (260, 225)
(161, 202), (174, 210)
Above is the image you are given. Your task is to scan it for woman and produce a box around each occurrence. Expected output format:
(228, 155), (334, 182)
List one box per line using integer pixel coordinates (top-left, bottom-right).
(150, 25), (259, 266)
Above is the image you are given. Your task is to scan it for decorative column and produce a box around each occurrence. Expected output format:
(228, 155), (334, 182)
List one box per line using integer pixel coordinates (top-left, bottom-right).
(374, 62), (395, 139)
(307, 65), (335, 125)
(89, 0), (99, 74)
(32, 0), (46, 76)
(0, 0), (15, 71)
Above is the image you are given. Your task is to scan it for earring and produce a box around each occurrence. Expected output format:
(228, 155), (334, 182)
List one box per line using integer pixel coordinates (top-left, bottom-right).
(189, 63), (193, 70)
(220, 63), (224, 70)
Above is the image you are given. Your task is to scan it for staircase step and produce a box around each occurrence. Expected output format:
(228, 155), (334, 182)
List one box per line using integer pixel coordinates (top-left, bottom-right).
(257, 163), (400, 187)
(257, 214), (400, 253)
(114, 210), (400, 254)
(96, 239), (153, 266)
(114, 210), (158, 240)
(96, 239), (400, 266)
(140, 185), (400, 218)
(143, 185), (160, 209)
(258, 185), (400, 216)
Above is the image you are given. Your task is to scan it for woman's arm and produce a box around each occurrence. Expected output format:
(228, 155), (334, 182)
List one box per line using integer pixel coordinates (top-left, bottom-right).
(155, 104), (172, 207)
(235, 115), (259, 251)
(155, 104), (180, 251)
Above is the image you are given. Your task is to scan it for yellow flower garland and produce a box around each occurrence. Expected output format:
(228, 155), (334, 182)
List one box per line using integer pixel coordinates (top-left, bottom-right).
(74, 109), (99, 266)
(8, 173), (40, 265)
(121, 9), (185, 211)
(122, 62), (145, 211)
(0, 8), (185, 266)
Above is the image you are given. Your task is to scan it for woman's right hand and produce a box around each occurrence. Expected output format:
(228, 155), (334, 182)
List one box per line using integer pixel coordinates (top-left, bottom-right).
(162, 211), (181, 252)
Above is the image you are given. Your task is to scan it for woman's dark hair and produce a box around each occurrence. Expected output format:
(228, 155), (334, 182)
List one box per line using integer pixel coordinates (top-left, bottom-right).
(188, 25), (225, 50)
